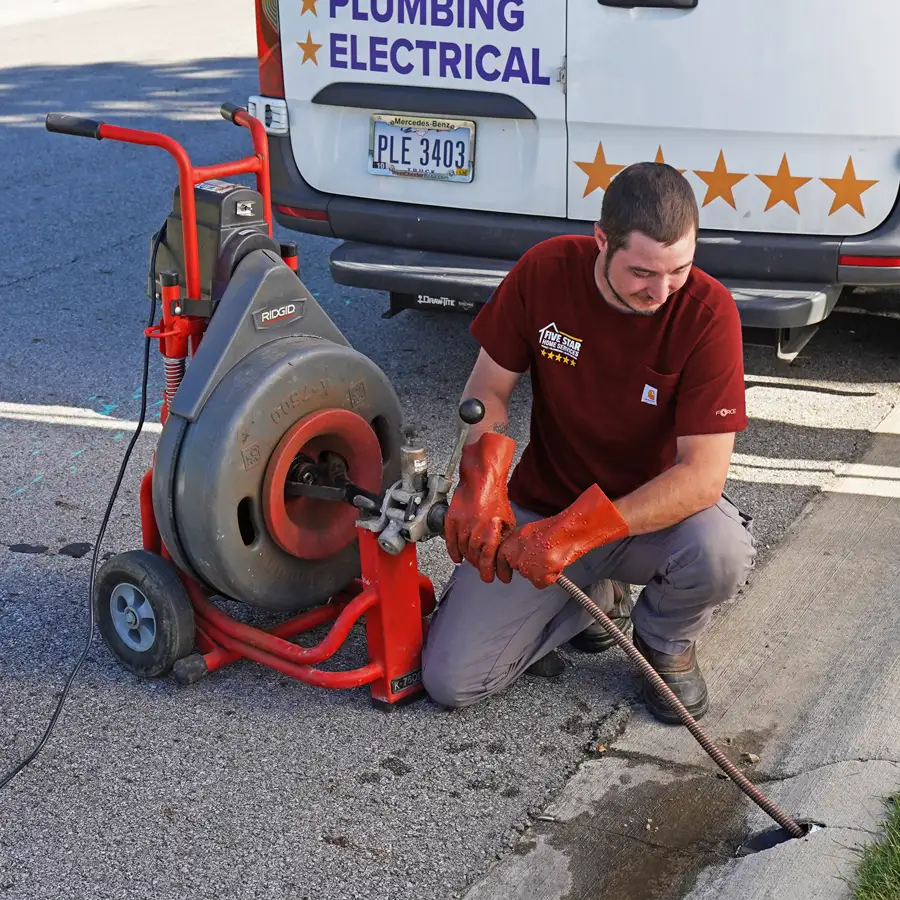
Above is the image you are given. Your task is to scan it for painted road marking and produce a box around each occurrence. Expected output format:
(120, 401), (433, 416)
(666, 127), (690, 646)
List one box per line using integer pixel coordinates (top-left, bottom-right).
(874, 403), (900, 435)
(0, 402), (162, 434)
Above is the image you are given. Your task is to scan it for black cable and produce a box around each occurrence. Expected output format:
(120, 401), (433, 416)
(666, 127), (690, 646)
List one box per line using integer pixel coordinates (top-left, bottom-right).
(0, 226), (166, 791)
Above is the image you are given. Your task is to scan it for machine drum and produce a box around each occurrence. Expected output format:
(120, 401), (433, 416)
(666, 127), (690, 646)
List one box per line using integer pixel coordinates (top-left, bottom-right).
(166, 337), (403, 612)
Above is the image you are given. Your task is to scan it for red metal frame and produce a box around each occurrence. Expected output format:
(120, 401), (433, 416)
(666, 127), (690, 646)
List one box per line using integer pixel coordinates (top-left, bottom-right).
(122, 111), (435, 707)
(140, 474), (434, 704)
(98, 110), (271, 302)
(99, 109), (273, 425)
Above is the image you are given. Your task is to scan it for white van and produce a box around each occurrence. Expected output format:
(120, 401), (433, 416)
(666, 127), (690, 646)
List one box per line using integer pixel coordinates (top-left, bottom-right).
(248, 0), (900, 361)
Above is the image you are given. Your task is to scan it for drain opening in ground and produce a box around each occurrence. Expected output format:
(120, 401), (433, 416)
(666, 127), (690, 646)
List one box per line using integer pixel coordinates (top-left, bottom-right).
(736, 819), (827, 857)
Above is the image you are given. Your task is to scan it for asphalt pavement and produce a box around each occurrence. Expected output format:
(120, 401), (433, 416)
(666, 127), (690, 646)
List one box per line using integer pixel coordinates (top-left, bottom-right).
(1, 3), (899, 899)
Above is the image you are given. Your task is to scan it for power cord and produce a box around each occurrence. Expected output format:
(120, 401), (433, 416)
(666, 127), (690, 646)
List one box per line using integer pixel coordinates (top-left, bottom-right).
(0, 226), (166, 791)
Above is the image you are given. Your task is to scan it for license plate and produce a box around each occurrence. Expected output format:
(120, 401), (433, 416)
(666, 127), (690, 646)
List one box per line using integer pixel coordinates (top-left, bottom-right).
(368, 114), (475, 183)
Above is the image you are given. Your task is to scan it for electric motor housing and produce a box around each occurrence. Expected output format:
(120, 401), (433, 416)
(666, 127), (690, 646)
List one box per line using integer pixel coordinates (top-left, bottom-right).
(150, 179), (278, 313)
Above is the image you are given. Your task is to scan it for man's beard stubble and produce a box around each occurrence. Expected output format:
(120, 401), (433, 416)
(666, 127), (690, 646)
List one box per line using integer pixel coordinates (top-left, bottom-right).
(600, 255), (660, 318)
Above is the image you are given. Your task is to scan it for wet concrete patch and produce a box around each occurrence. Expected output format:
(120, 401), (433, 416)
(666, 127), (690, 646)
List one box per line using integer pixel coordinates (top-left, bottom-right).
(464, 757), (750, 900)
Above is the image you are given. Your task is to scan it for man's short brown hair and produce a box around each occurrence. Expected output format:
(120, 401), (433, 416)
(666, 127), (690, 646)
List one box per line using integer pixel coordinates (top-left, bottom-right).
(598, 162), (699, 257)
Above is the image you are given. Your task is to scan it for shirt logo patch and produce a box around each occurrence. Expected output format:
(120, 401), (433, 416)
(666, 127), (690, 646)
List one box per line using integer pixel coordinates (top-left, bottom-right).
(538, 322), (582, 367)
(716, 408), (737, 417)
(641, 384), (658, 406)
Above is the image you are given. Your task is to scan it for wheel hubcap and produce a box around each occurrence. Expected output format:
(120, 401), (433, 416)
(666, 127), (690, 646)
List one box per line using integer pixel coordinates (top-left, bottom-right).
(110, 583), (157, 652)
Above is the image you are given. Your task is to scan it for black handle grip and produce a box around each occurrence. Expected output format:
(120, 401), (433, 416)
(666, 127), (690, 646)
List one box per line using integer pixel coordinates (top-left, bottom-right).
(45, 113), (104, 140)
(427, 502), (448, 537)
(458, 398), (486, 426)
(220, 102), (246, 124)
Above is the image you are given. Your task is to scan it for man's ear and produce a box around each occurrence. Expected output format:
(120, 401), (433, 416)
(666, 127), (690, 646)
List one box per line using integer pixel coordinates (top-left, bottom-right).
(593, 223), (608, 254)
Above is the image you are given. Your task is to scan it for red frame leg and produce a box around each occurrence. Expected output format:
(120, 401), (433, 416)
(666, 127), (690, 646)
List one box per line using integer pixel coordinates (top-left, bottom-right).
(139, 467), (161, 554)
(360, 530), (427, 707)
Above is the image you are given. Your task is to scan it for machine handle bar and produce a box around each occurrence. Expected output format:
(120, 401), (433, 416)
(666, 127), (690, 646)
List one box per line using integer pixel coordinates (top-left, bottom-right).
(44, 103), (273, 301)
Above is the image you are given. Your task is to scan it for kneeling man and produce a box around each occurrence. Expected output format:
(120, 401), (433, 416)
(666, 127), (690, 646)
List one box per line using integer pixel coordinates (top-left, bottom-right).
(422, 162), (757, 723)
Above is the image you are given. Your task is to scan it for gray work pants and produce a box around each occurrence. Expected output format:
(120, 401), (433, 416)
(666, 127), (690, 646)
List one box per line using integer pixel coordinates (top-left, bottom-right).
(422, 495), (756, 709)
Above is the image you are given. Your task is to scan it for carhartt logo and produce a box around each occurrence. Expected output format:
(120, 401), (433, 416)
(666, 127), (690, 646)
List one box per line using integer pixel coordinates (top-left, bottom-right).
(641, 384), (658, 406)
(716, 408), (737, 417)
(538, 322), (582, 366)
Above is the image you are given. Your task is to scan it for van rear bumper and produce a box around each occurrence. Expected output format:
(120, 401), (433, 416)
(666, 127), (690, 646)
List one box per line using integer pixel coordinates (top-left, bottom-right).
(267, 135), (899, 325)
(329, 241), (842, 329)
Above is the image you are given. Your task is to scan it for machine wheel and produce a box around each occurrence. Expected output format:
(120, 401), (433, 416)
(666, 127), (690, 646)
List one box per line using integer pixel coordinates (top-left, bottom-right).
(94, 551), (195, 678)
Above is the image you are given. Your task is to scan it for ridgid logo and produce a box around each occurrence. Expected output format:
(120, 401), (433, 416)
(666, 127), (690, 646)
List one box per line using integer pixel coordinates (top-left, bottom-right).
(538, 322), (582, 367)
(252, 300), (306, 330)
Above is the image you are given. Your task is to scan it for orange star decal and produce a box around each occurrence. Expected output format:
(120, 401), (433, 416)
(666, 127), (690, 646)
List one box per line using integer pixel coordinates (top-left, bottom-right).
(297, 31), (322, 65)
(653, 146), (685, 174)
(693, 151), (748, 209)
(575, 143), (625, 198)
(756, 154), (811, 213)
(301, 0), (319, 14)
(821, 157), (878, 216)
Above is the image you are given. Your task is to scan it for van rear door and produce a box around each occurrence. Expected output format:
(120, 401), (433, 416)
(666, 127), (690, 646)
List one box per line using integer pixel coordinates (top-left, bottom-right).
(280, 0), (568, 217)
(566, 0), (900, 237)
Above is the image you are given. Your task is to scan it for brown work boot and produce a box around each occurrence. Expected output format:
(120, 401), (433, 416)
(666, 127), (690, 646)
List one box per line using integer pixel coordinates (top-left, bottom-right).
(568, 581), (634, 653)
(632, 631), (709, 724)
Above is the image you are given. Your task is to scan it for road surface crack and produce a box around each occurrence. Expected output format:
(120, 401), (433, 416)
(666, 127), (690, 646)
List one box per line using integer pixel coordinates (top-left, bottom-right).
(756, 757), (900, 785)
(0, 231), (147, 292)
(586, 748), (900, 787)
(600, 748), (714, 778)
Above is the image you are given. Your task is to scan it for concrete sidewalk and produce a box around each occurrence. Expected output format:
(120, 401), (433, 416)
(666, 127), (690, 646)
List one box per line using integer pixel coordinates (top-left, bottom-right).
(463, 405), (900, 900)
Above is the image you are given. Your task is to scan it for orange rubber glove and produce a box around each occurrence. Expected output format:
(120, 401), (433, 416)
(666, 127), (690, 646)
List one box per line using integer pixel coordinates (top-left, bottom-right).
(444, 433), (517, 582)
(496, 484), (630, 589)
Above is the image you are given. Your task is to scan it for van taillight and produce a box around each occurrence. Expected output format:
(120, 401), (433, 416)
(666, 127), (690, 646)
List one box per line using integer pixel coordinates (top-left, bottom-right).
(255, 0), (285, 98)
(276, 205), (329, 221)
(839, 255), (900, 267)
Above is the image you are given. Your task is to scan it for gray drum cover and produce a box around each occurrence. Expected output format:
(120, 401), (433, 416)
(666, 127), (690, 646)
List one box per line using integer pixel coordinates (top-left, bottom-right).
(151, 415), (201, 583)
(166, 336), (402, 612)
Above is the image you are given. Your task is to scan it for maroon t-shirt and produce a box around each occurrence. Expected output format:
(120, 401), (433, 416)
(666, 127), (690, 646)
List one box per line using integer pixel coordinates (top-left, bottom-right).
(469, 235), (748, 516)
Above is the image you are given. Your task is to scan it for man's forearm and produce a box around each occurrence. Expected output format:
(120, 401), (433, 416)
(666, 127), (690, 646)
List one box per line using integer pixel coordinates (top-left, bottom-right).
(462, 391), (510, 445)
(612, 463), (722, 537)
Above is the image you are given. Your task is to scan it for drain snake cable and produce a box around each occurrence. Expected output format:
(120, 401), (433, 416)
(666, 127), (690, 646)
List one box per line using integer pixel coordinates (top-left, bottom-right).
(555, 574), (805, 838)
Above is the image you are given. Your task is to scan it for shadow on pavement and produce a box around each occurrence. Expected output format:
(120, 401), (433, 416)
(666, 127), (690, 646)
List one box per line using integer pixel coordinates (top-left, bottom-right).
(0, 58), (258, 129)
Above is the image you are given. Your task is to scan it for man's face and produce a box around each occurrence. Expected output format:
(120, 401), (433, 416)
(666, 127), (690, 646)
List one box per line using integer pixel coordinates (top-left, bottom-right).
(594, 225), (696, 316)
